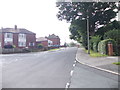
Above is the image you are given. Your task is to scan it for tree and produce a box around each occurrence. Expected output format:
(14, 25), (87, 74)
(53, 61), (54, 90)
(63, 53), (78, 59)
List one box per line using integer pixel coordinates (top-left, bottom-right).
(56, 2), (118, 36)
(69, 20), (88, 48)
(95, 20), (120, 38)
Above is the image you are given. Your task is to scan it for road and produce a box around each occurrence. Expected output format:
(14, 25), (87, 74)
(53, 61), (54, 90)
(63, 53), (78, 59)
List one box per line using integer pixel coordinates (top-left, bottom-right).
(1, 47), (119, 88)
(2, 47), (77, 88)
(70, 62), (119, 88)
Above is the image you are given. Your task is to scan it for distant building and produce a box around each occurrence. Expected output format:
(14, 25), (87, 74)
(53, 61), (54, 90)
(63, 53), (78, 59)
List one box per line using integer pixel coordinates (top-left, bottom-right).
(46, 34), (60, 47)
(0, 25), (36, 48)
(36, 37), (53, 47)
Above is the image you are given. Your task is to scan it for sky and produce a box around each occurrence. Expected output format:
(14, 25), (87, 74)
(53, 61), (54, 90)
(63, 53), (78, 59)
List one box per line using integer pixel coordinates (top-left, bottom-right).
(0, 0), (75, 45)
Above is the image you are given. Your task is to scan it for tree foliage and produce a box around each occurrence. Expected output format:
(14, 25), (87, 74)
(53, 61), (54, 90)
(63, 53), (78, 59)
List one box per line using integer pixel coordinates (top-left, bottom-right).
(95, 21), (120, 38)
(56, 2), (118, 35)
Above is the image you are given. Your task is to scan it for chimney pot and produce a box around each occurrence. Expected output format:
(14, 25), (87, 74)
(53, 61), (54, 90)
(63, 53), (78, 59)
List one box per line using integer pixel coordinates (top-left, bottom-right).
(15, 25), (17, 30)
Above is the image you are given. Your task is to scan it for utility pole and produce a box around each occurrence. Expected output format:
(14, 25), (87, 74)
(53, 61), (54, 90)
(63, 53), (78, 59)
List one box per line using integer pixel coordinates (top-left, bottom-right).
(87, 14), (90, 54)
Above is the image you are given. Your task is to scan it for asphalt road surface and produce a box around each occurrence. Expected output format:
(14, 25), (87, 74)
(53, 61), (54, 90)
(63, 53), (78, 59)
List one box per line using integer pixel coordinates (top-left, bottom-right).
(1, 47), (119, 88)
(2, 47), (77, 88)
(70, 62), (119, 88)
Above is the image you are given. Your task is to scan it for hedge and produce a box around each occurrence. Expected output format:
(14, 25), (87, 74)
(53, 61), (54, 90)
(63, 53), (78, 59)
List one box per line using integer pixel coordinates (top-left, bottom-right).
(98, 39), (116, 55)
(93, 42), (98, 52)
(90, 36), (101, 52)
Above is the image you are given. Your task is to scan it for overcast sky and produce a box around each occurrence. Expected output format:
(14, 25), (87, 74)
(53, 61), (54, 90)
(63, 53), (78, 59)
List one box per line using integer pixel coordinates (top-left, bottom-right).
(0, 0), (76, 45)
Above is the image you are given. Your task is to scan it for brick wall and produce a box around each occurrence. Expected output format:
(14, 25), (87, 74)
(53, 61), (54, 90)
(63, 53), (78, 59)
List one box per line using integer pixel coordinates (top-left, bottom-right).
(36, 40), (48, 47)
(48, 38), (60, 45)
(26, 34), (36, 48)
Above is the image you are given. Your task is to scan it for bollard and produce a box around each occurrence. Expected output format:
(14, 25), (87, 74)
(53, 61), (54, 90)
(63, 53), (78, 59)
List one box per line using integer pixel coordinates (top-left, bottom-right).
(108, 43), (113, 56)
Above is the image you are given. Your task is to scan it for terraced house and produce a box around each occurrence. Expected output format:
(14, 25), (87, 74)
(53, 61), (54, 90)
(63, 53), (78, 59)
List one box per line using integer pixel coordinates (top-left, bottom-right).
(0, 25), (36, 49)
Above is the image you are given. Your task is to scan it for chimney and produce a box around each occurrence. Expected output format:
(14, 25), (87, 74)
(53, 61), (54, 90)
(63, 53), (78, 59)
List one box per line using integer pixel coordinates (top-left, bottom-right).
(15, 25), (17, 30)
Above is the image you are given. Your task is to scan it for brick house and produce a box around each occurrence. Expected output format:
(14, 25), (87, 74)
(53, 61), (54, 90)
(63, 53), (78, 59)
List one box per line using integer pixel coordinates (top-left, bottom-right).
(36, 37), (53, 47)
(0, 25), (36, 48)
(46, 34), (60, 47)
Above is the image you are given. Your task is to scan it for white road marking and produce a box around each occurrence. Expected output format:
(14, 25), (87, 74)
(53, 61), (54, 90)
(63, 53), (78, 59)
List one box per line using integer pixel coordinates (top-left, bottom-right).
(74, 60), (77, 64)
(73, 64), (76, 67)
(65, 83), (70, 89)
(70, 70), (74, 76)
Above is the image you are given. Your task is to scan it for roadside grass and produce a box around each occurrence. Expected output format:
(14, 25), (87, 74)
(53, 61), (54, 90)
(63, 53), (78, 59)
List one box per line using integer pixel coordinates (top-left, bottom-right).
(85, 49), (107, 57)
(48, 48), (60, 51)
(113, 62), (120, 65)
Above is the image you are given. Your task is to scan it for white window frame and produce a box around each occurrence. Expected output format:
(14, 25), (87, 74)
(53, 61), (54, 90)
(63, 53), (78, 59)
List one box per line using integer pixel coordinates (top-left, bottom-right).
(18, 33), (26, 47)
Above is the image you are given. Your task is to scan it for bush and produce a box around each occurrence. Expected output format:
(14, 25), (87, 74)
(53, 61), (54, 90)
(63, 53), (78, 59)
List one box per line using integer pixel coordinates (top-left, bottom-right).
(93, 43), (98, 52)
(81, 34), (88, 49)
(98, 39), (116, 55)
(90, 36), (101, 52)
(37, 44), (43, 49)
(4, 45), (14, 49)
(104, 29), (120, 45)
(104, 29), (120, 55)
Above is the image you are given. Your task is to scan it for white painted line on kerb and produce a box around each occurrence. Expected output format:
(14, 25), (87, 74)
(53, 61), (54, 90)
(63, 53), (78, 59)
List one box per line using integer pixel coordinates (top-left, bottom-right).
(76, 57), (120, 76)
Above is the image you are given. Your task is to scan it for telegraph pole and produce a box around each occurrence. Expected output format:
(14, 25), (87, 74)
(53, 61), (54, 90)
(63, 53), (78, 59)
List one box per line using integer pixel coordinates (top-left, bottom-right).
(87, 12), (90, 54)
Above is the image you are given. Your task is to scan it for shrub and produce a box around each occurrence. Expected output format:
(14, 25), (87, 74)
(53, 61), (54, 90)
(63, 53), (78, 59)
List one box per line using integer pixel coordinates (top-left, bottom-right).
(13, 45), (16, 48)
(104, 29), (120, 55)
(37, 44), (43, 49)
(98, 39), (116, 55)
(90, 36), (101, 52)
(104, 29), (120, 45)
(4, 45), (14, 49)
(93, 43), (98, 52)
(81, 34), (88, 49)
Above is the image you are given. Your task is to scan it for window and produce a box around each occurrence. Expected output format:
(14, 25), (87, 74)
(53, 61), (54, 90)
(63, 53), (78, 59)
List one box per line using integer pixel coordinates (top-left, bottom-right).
(29, 42), (35, 46)
(5, 33), (13, 38)
(19, 42), (26, 47)
(19, 33), (26, 39)
(18, 33), (26, 47)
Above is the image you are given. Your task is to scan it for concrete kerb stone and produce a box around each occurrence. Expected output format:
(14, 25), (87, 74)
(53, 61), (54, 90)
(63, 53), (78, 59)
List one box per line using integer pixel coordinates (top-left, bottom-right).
(75, 49), (120, 76)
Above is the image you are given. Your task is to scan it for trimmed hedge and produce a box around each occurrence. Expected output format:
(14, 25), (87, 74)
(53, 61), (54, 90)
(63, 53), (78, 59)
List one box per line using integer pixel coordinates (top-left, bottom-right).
(98, 39), (116, 55)
(90, 36), (101, 52)
(93, 42), (98, 52)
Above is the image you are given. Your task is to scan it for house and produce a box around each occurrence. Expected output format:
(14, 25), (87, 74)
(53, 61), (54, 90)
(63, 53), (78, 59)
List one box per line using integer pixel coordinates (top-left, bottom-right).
(0, 25), (36, 49)
(36, 37), (53, 48)
(46, 34), (60, 47)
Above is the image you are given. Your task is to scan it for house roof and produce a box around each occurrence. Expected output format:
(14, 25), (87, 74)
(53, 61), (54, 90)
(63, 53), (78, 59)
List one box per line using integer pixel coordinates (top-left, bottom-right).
(47, 34), (59, 39)
(36, 37), (48, 42)
(0, 26), (35, 34)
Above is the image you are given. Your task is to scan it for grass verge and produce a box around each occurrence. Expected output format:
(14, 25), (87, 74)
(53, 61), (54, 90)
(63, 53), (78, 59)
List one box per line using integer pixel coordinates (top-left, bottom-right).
(48, 48), (60, 51)
(85, 50), (107, 57)
(113, 62), (120, 65)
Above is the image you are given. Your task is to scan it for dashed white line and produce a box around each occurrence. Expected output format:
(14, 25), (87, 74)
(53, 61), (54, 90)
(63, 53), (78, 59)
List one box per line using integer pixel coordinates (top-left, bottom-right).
(70, 70), (74, 76)
(73, 64), (76, 67)
(65, 83), (70, 89)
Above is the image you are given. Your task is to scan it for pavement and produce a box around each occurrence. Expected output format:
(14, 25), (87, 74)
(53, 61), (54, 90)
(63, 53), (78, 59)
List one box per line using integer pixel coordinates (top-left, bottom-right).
(69, 47), (120, 88)
(76, 47), (119, 75)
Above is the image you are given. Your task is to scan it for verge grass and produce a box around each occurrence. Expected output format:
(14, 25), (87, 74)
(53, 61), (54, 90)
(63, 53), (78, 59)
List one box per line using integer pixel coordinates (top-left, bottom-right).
(85, 49), (107, 57)
(113, 62), (120, 65)
(48, 48), (60, 51)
